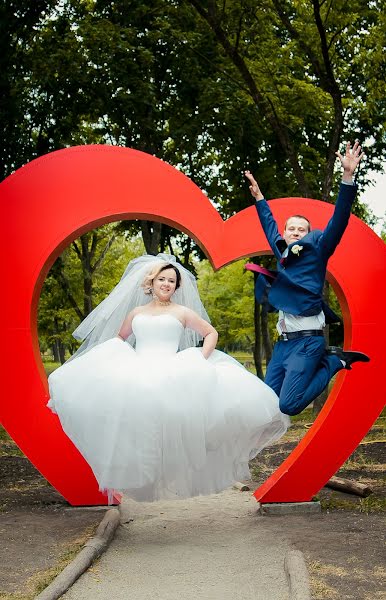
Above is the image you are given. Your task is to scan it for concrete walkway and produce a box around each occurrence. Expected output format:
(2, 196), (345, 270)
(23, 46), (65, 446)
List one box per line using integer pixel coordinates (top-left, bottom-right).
(63, 488), (301, 600)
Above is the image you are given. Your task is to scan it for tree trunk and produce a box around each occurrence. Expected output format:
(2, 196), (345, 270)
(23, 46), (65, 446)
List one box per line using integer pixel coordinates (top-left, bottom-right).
(253, 297), (264, 380)
(53, 317), (67, 364)
(140, 221), (162, 255)
(52, 342), (60, 363)
(80, 234), (93, 316)
(58, 340), (66, 365)
(261, 304), (272, 366)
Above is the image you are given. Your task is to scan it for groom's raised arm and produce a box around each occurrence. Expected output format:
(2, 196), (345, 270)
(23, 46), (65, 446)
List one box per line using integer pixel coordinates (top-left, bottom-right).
(244, 170), (284, 260)
(319, 182), (357, 257)
(320, 141), (363, 256)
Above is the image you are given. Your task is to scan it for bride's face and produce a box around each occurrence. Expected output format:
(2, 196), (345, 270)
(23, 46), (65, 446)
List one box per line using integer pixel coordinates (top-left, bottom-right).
(152, 268), (177, 301)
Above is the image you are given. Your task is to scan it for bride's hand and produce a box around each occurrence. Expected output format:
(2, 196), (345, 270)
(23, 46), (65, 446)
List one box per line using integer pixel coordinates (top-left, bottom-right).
(184, 308), (218, 359)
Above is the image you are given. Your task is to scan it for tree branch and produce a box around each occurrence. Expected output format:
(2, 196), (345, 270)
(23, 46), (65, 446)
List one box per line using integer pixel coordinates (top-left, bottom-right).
(189, 0), (311, 196)
(272, 0), (344, 198)
(92, 234), (116, 273)
(53, 257), (84, 321)
(72, 240), (81, 260)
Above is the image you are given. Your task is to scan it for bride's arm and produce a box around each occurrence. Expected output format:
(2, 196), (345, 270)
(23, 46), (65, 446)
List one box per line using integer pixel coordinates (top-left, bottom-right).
(184, 309), (218, 359)
(117, 308), (138, 340)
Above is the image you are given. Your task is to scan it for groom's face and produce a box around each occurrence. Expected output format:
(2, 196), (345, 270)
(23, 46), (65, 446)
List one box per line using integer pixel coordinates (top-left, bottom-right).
(283, 217), (310, 245)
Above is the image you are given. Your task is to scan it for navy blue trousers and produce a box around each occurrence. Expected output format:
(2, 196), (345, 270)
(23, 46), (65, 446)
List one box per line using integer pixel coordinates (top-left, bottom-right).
(265, 336), (342, 416)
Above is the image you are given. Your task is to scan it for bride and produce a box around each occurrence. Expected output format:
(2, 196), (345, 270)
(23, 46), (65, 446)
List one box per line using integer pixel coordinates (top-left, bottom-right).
(48, 253), (290, 502)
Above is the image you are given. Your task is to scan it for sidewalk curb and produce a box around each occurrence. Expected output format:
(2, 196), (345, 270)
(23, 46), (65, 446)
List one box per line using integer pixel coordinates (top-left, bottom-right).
(284, 548), (311, 600)
(35, 507), (121, 600)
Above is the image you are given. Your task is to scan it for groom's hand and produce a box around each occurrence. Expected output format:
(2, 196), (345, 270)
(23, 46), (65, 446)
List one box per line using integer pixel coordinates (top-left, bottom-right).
(245, 170), (264, 201)
(335, 141), (364, 184)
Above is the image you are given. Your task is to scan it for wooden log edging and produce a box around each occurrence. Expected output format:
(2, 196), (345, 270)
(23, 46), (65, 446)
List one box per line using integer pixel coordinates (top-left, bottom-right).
(325, 476), (373, 497)
(233, 481), (251, 492)
(35, 507), (121, 600)
(284, 549), (311, 600)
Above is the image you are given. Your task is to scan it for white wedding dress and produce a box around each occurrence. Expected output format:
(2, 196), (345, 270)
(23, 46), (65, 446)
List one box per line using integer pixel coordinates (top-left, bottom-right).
(48, 313), (289, 501)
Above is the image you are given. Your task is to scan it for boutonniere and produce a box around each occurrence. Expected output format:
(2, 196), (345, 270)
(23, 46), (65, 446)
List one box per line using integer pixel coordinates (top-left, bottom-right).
(291, 244), (303, 256)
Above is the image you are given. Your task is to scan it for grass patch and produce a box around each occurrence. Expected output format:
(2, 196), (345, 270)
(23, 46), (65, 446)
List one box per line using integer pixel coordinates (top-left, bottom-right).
(289, 406), (314, 424)
(308, 559), (386, 599)
(342, 450), (377, 469)
(309, 561), (340, 599)
(250, 463), (272, 479)
(319, 493), (386, 514)
(0, 524), (98, 600)
(320, 494), (359, 512)
(0, 427), (12, 443)
(42, 361), (60, 376)
(358, 495), (386, 514)
(0, 427), (24, 458)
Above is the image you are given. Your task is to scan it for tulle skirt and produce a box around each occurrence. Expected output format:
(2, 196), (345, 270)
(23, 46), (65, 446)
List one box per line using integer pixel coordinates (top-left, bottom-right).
(48, 339), (289, 501)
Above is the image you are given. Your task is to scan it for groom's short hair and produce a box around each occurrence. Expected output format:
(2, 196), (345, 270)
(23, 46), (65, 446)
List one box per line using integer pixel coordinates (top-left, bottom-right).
(284, 215), (311, 232)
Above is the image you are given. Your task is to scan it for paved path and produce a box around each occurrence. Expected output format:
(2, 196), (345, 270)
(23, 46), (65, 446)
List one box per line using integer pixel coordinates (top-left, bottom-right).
(63, 488), (293, 600)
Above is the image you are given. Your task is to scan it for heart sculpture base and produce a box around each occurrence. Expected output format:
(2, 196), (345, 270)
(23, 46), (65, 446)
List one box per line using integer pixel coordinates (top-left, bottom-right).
(1, 146), (385, 505)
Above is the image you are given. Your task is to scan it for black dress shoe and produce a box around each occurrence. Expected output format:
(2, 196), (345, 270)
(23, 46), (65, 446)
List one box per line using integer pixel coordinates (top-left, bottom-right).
(327, 346), (370, 370)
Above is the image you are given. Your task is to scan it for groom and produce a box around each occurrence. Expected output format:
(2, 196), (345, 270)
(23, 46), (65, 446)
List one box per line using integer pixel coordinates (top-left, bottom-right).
(245, 141), (370, 416)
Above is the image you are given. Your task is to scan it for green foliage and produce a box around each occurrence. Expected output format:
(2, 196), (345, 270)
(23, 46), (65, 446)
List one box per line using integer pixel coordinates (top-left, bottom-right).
(197, 259), (256, 350)
(38, 229), (144, 359)
(359, 495), (386, 514)
(4, 0), (385, 201)
(183, 0), (386, 204)
(320, 493), (386, 514)
(0, 1), (58, 177)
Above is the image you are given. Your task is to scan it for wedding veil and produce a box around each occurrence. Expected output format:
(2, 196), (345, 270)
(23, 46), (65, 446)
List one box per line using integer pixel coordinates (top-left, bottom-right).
(70, 253), (210, 360)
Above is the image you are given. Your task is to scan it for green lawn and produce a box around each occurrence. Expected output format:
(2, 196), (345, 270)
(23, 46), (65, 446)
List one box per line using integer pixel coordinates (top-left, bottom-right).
(42, 360), (61, 376)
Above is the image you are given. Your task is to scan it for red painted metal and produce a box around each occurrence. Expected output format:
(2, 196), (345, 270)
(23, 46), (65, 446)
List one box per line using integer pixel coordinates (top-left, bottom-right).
(0, 145), (384, 505)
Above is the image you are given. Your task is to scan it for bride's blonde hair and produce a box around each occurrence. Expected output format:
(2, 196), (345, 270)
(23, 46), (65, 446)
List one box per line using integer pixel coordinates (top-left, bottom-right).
(142, 263), (182, 295)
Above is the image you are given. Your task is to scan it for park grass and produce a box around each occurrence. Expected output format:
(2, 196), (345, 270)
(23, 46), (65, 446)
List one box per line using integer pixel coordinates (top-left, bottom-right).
(0, 524), (98, 600)
(41, 359), (60, 376)
(0, 427), (23, 457)
(320, 492), (386, 515)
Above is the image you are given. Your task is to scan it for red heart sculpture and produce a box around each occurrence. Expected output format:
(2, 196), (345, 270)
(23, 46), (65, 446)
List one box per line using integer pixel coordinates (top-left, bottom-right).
(1, 146), (385, 505)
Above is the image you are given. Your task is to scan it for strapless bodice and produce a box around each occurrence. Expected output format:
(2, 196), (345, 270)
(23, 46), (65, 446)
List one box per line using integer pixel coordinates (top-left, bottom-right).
(132, 313), (183, 356)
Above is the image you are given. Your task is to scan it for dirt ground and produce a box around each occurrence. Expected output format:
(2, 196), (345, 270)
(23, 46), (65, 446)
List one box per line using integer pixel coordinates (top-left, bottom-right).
(0, 449), (104, 599)
(250, 415), (386, 600)
(0, 411), (385, 600)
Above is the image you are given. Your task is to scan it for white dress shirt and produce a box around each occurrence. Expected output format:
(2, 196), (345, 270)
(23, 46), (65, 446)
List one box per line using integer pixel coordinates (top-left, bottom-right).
(276, 249), (326, 334)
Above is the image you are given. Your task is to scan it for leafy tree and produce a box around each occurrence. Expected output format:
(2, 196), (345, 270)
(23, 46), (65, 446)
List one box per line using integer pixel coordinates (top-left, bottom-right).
(0, 0), (59, 178)
(197, 259), (255, 350)
(186, 0), (386, 201)
(38, 227), (144, 362)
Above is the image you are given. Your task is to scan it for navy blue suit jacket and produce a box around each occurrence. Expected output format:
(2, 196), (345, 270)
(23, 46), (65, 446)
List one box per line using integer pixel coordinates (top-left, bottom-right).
(254, 182), (357, 322)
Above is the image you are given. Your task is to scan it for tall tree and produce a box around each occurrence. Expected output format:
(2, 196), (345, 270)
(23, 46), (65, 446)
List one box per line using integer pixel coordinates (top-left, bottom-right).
(38, 228), (144, 362)
(0, 0), (59, 178)
(186, 0), (386, 200)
